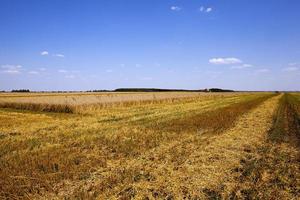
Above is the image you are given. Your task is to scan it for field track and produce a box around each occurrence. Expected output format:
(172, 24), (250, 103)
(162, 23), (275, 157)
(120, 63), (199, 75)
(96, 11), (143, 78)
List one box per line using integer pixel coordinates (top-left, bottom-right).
(0, 92), (299, 199)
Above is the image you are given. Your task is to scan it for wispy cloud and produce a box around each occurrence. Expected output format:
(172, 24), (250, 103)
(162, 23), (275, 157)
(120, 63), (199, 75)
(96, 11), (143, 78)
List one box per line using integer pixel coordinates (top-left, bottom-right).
(58, 69), (68, 73)
(28, 71), (39, 75)
(170, 6), (181, 11)
(39, 68), (46, 71)
(53, 54), (65, 58)
(65, 74), (75, 79)
(256, 69), (270, 73)
(40, 51), (49, 56)
(58, 69), (80, 77)
(1, 70), (20, 74)
(1, 64), (22, 69)
(231, 64), (253, 69)
(1, 64), (22, 74)
(282, 67), (299, 72)
(106, 69), (113, 73)
(200, 6), (213, 13)
(57, 69), (78, 78)
(209, 57), (242, 65)
(288, 62), (297, 66)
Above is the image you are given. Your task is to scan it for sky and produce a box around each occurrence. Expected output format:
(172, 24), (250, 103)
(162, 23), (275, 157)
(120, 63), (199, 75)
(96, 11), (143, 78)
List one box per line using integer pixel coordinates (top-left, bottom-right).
(0, 0), (300, 91)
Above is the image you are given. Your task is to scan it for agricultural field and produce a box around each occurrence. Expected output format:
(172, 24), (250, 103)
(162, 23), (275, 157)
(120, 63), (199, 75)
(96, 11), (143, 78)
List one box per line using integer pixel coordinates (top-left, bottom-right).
(0, 92), (299, 199)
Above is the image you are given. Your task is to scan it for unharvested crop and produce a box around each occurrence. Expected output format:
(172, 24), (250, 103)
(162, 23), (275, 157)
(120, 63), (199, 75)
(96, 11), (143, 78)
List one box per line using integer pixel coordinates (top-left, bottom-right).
(0, 92), (246, 114)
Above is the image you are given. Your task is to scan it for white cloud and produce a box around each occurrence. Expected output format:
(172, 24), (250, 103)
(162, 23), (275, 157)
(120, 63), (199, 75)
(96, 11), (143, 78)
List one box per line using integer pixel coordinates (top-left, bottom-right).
(58, 69), (68, 73)
(1, 65), (22, 74)
(242, 64), (253, 67)
(1, 64), (22, 69)
(209, 57), (242, 65)
(135, 64), (142, 68)
(106, 69), (113, 73)
(282, 67), (299, 72)
(199, 6), (213, 13)
(170, 6), (181, 11)
(41, 51), (49, 56)
(231, 64), (253, 69)
(256, 69), (270, 73)
(53, 54), (65, 58)
(39, 68), (46, 71)
(1, 69), (21, 74)
(28, 71), (39, 75)
(41, 51), (64, 57)
(206, 7), (212, 13)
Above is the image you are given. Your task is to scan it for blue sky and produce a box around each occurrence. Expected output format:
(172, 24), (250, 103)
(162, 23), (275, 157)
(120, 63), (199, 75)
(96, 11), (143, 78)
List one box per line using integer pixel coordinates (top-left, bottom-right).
(0, 0), (299, 91)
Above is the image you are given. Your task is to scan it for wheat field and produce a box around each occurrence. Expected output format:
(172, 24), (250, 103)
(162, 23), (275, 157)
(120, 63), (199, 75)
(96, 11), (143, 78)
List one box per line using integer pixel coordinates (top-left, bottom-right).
(0, 92), (299, 199)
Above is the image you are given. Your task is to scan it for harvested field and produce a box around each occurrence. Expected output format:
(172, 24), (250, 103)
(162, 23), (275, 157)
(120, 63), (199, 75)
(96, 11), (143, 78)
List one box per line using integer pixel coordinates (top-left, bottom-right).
(0, 92), (299, 199)
(2, 1), (299, 199)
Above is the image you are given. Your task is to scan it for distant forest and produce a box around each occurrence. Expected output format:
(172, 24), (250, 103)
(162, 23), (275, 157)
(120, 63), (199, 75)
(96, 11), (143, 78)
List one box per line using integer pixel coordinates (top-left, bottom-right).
(6, 88), (234, 93)
(113, 88), (234, 92)
(11, 89), (30, 93)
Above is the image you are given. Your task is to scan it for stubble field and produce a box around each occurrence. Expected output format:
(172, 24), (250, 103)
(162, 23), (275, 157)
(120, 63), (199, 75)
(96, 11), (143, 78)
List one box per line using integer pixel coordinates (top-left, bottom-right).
(0, 92), (299, 199)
